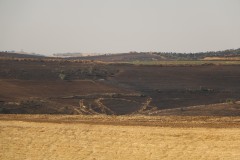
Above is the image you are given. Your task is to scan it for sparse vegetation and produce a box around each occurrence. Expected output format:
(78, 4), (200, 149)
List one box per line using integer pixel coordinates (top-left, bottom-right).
(152, 48), (240, 60)
(130, 60), (240, 66)
(185, 87), (215, 94)
(226, 98), (236, 104)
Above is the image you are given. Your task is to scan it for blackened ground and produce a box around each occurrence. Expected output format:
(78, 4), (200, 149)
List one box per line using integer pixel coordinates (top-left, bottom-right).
(0, 58), (240, 115)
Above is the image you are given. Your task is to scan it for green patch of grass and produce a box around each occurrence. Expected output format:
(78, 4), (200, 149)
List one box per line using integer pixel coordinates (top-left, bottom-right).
(225, 98), (236, 104)
(127, 60), (240, 66)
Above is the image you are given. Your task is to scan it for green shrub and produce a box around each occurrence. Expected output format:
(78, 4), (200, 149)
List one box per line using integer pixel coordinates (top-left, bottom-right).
(226, 98), (235, 104)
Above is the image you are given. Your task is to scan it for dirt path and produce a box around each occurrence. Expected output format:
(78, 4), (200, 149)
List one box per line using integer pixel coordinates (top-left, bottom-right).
(1, 117), (240, 160)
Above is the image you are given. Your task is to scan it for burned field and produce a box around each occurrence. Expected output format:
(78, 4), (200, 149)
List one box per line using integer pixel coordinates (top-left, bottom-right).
(0, 57), (240, 116)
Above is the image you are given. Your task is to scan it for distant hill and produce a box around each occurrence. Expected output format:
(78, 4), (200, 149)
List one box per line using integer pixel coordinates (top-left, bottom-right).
(67, 48), (240, 62)
(152, 48), (240, 60)
(1, 48), (239, 61)
(0, 52), (45, 58)
(53, 52), (83, 57)
(67, 52), (165, 62)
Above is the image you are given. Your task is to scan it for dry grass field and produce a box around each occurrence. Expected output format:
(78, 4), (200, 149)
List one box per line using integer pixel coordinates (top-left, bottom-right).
(1, 115), (240, 160)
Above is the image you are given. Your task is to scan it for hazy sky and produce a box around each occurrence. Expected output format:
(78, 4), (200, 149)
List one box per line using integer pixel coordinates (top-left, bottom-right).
(0, 0), (240, 55)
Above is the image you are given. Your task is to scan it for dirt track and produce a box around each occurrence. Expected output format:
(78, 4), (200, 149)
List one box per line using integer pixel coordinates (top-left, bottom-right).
(1, 115), (240, 160)
(1, 114), (240, 128)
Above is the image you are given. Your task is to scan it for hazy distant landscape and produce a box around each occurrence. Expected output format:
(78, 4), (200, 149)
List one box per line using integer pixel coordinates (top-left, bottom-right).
(1, 49), (240, 160)
(1, 49), (240, 159)
(1, 0), (240, 159)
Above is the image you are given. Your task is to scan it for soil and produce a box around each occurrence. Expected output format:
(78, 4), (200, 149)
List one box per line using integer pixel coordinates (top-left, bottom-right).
(0, 57), (240, 115)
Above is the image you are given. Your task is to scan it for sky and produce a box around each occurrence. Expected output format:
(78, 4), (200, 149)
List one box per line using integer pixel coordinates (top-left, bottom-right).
(0, 0), (240, 55)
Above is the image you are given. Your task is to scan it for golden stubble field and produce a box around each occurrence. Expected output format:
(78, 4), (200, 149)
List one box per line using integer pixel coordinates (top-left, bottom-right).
(1, 115), (240, 160)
